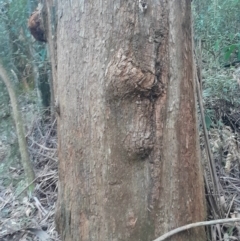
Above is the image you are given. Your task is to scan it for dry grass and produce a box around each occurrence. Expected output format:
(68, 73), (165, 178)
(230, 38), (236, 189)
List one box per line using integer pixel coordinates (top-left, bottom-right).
(202, 125), (240, 240)
(0, 112), (60, 241)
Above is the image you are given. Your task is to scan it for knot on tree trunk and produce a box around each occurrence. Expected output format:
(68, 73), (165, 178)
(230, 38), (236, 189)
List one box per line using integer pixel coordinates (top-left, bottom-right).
(105, 48), (162, 101)
(105, 48), (161, 160)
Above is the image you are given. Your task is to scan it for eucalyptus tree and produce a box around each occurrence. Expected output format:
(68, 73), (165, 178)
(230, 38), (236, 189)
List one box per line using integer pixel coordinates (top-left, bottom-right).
(47, 0), (206, 240)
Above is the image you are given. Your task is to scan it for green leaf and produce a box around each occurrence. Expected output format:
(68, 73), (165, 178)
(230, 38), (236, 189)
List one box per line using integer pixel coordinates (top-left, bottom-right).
(224, 44), (238, 61)
(214, 40), (220, 51)
(205, 115), (212, 130)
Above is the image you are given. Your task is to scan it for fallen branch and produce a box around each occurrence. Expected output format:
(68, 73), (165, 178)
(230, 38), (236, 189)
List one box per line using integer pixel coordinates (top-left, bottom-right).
(153, 218), (240, 241)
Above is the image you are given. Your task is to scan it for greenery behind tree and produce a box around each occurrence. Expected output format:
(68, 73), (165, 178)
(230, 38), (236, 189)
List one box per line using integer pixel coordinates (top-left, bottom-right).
(0, 0), (50, 187)
(193, 0), (240, 65)
(0, 0), (50, 105)
(193, 0), (240, 129)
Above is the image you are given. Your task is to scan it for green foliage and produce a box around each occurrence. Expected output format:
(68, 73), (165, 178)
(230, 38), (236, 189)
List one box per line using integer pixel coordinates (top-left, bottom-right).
(203, 74), (240, 106)
(0, 0), (29, 68)
(202, 70), (240, 126)
(204, 114), (212, 130)
(193, 0), (240, 64)
(0, 0), (51, 109)
(0, 0), (48, 91)
(0, 0), (49, 189)
(193, 0), (240, 129)
(224, 44), (240, 61)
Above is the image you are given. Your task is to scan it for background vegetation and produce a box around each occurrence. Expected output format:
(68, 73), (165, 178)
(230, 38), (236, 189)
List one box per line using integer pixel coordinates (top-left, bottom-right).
(0, 0), (50, 180)
(193, 0), (240, 239)
(0, 0), (56, 240)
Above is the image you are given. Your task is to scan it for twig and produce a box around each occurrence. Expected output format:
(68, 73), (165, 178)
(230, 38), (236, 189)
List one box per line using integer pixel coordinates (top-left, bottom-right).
(226, 194), (236, 218)
(34, 151), (58, 162)
(152, 218), (240, 241)
(28, 138), (57, 151)
(195, 59), (223, 217)
(0, 173), (55, 210)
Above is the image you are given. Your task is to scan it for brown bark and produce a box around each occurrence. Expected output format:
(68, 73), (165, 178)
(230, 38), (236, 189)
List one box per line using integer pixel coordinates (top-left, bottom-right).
(54, 1), (206, 240)
(42, 0), (58, 117)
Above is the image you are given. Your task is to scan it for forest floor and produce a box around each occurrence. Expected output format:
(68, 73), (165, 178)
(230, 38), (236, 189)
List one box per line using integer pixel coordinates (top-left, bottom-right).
(0, 112), (60, 241)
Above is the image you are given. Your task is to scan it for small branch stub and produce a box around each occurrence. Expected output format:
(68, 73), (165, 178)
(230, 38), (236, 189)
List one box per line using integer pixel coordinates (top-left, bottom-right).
(139, 0), (147, 13)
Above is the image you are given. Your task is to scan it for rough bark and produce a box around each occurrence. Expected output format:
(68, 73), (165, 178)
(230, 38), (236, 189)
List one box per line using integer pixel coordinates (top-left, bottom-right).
(54, 1), (206, 240)
(0, 62), (35, 190)
(42, 0), (58, 117)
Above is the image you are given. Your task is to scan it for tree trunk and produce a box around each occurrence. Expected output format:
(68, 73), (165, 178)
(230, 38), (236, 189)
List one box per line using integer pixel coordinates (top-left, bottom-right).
(54, 1), (206, 240)
(42, 0), (58, 118)
(0, 62), (35, 190)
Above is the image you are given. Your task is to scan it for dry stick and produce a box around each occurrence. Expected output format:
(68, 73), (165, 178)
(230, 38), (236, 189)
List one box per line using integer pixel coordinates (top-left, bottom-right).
(0, 177), (37, 210)
(152, 218), (240, 241)
(197, 39), (203, 92)
(226, 194), (236, 218)
(29, 139), (57, 151)
(195, 64), (223, 217)
(193, 27), (220, 207)
(196, 64), (220, 195)
(0, 173), (53, 210)
(192, 15), (222, 217)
